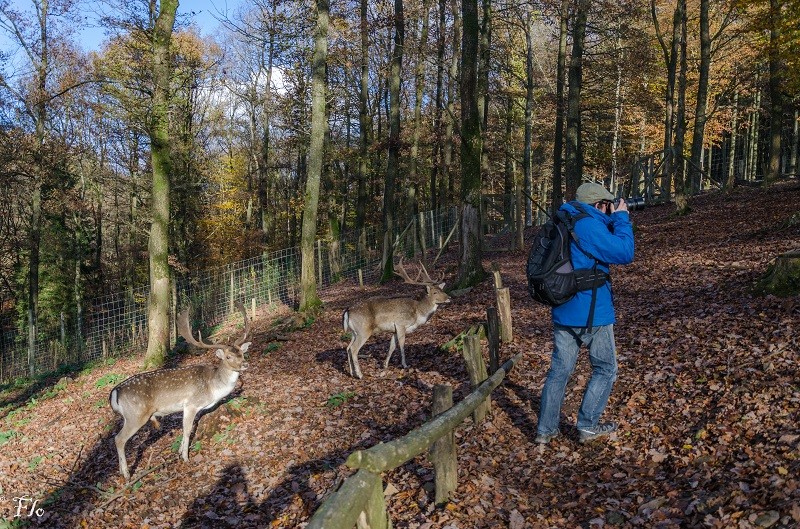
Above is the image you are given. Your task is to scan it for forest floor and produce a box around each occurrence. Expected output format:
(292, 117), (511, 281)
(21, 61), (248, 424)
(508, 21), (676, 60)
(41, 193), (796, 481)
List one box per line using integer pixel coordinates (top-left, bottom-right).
(1, 181), (799, 529)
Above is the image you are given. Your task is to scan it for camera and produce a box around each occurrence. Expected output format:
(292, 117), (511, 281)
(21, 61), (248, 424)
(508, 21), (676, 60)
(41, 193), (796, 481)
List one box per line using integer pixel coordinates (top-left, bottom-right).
(614, 196), (646, 211)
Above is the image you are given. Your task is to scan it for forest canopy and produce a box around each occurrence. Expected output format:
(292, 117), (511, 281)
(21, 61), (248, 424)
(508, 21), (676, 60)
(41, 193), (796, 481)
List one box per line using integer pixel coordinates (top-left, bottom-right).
(1, 0), (799, 372)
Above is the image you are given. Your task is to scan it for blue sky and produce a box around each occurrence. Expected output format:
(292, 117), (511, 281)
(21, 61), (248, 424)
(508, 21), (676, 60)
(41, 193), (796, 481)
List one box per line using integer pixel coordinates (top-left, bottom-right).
(2, 0), (243, 53)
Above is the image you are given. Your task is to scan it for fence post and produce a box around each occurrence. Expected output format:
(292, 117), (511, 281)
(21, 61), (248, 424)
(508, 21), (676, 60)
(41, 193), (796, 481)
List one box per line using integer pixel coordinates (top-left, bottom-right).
(430, 384), (457, 506)
(461, 334), (489, 423)
(516, 188), (524, 249)
(170, 279), (177, 348)
(60, 312), (66, 350)
(492, 271), (503, 290)
(496, 287), (513, 342)
(230, 271), (235, 313)
(487, 307), (500, 374)
(359, 475), (390, 529)
(27, 309), (35, 378)
(317, 240), (323, 285)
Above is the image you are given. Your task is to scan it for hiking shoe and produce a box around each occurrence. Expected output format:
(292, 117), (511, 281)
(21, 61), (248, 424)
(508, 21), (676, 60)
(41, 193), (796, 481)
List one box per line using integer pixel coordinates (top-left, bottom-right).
(534, 431), (559, 445)
(578, 422), (618, 443)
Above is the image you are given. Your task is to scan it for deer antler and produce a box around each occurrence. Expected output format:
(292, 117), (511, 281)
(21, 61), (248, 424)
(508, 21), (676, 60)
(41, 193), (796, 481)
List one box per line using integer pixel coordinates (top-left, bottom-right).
(178, 303), (251, 349)
(393, 257), (442, 285)
(233, 301), (251, 347)
(177, 309), (222, 350)
(417, 261), (444, 285)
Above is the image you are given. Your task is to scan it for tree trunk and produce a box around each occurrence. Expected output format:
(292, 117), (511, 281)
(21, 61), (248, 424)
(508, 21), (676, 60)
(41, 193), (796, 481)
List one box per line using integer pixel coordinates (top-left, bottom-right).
(523, 12), (534, 225)
(478, 0), (491, 161)
(356, 0), (370, 258)
(689, 0), (710, 194)
(610, 30), (624, 193)
(299, 0), (328, 311)
(456, 0), (485, 289)
(410, 0), (431, 189)
(766, 0), (782, 185)
(790, 108), (799, 177)
(380, 0), (404, 283)
(444, 0), (461, 209)
(431, 0), (447, 212)
(550, 0), (568, 213)
(145, 0), (178, 369)
(652, 0), (678, 201)
(673, 0), (689, 215)
(564, 0), (588, 201)
(747, 86), (761, 181)
(259, 8), (277, 245)
(725, 91), (739, 191)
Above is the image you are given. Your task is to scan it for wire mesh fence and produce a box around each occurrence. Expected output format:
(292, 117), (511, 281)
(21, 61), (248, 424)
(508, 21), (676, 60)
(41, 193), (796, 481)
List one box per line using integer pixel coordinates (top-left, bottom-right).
(0, 207), (459, 384)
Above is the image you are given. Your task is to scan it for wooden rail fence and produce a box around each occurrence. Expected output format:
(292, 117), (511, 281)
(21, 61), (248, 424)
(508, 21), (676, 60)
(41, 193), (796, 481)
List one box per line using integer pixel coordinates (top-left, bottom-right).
(307, 305), (522, 529)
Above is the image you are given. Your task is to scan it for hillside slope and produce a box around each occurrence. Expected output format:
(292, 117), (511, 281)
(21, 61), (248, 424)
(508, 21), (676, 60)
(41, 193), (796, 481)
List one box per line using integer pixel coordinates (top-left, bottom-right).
(0, 182), (798, 528)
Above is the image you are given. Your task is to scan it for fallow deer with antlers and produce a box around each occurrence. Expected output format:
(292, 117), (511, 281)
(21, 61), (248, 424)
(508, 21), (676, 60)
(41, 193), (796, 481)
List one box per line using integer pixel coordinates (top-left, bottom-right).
(109, 302), (251, 480)
(342, 260), (450, 379)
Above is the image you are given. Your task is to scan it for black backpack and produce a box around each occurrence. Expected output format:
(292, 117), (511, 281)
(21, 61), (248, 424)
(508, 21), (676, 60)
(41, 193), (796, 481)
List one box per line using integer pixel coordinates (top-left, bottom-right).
(526, 203), (609, 312)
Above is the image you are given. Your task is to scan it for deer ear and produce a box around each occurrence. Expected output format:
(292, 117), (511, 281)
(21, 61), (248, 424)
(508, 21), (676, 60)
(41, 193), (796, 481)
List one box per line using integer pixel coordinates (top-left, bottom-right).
(216, 349), (225, 359)
(438, 282), (445, 289)
(239, 342), (251, 353)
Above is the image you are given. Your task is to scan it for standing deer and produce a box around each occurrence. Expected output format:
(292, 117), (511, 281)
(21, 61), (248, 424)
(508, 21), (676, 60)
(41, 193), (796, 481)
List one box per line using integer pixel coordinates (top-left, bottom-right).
(342, 260), (451, 379)
(109, 303), (251, 481)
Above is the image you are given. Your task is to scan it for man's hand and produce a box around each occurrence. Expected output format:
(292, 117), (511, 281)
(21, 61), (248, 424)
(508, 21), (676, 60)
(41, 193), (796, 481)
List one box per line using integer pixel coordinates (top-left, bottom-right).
(615, 199), (629, 213)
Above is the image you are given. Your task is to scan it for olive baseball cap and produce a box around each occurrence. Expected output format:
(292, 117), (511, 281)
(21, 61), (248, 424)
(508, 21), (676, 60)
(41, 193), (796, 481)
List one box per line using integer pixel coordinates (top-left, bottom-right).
(576, 182), (615, 204)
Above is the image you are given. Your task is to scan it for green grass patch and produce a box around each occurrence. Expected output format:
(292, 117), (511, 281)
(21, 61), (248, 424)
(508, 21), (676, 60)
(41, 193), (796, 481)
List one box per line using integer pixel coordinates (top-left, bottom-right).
(325, 391), (356, 409)
(227, 397), (247, 411)
(263, 342), (281, 354)
(212, 424), (237, 444)
(28, 455), (43, 471)
(0, 429), (17, 446)
(95, 373), (123, 389)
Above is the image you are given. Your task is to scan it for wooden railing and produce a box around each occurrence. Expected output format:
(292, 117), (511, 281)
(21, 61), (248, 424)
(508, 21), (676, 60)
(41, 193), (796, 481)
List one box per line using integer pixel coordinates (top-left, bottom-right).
(307, 338), (523, 529)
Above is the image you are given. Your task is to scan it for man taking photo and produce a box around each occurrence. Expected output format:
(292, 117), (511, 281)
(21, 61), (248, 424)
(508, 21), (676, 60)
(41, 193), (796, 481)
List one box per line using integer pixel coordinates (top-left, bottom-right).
(535, 182), (635, 445)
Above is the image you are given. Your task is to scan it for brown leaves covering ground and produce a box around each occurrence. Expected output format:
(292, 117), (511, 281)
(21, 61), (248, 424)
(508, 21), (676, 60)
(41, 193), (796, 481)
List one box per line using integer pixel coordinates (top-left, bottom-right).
(1, 182), (798, 529)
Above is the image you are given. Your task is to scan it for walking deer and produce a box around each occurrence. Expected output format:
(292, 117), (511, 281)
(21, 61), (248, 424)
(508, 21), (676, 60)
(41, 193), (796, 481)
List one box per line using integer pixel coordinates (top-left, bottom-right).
(342, 260), (450, 379)
(109, 303), (251, 481)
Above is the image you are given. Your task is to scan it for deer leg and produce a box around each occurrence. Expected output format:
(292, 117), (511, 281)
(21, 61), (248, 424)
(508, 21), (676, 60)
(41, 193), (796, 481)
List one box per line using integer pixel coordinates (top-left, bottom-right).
(347, 333), (367, 379)
(383, 333), (398, 369)
(395, 327), (408, 368)
(114, 413), (149, 481)
(180, 407), (200, 462)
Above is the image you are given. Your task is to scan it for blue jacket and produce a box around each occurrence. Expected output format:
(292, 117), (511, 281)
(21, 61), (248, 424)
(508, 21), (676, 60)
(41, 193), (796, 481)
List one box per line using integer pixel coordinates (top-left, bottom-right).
(551, 201), (634, 327)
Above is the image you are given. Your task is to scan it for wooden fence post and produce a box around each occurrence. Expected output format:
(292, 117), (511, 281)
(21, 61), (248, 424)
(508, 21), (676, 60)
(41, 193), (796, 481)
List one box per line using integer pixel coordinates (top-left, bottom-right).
(492, 271), (502, 289)
(430, 384), (457, 506)
(496, 287), (512, 342)
(358, 476), (390, 529)
(486, 307), (500, 374)
(462, 334), (490, 423)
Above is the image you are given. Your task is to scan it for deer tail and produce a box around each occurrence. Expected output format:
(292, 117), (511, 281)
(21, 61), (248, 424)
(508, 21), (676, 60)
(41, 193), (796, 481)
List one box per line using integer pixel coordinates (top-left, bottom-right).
(342, 309), (350, 332)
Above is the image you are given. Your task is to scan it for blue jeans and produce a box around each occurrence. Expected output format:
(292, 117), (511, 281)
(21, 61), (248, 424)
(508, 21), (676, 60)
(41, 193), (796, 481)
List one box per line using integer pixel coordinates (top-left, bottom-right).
(537, 324), (618, 435)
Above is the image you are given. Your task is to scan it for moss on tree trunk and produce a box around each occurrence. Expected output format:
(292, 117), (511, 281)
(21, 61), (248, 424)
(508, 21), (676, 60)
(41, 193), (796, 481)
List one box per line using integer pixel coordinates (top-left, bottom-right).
(756, 250), (800, 297)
